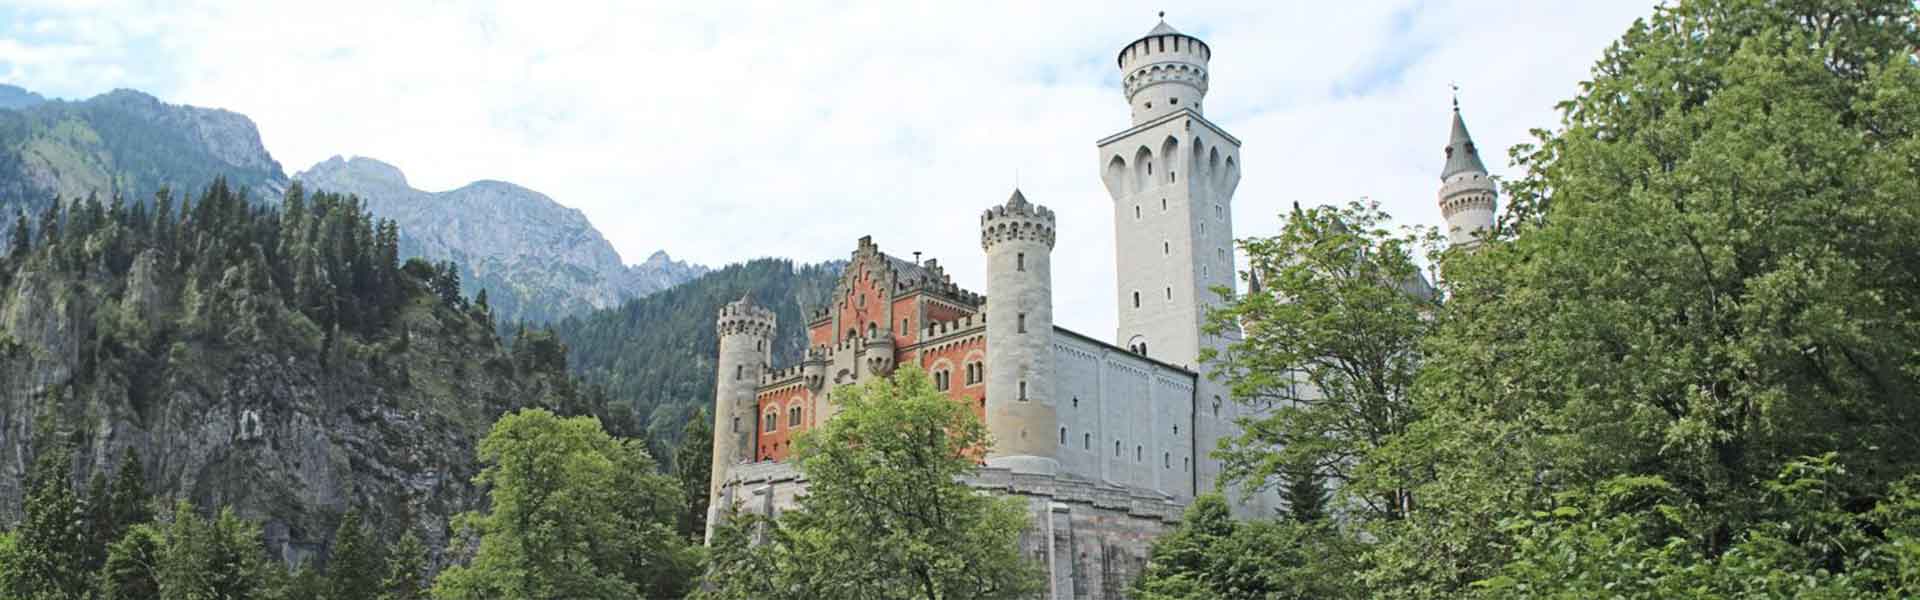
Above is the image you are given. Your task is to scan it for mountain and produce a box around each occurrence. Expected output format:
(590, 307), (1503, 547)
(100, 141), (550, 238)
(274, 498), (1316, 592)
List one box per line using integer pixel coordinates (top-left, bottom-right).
(0, 181), (599, 565)
(295, 156), (708, 325)
(0, 85), (703, 323)
(0, 88), (285, 214)
(550, 259), (843, 442)
(0, 85), (45, 110)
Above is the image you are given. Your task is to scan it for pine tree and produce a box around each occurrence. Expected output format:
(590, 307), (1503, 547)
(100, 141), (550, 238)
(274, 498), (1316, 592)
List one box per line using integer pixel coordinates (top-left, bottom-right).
(109, 448), (152, 530)
(98, 524), (161, 600)
(674, 407), (713, 540)
(9, 209), (30, 258)
(379, 530), (429, 600)
(2, 438), (93, 600)
(1279, 462), (1329, 523)
(324, 509), (386, 600)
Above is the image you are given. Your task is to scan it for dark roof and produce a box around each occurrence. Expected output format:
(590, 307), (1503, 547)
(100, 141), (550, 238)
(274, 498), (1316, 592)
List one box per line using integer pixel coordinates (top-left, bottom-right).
(1440, 108), (1489, 180)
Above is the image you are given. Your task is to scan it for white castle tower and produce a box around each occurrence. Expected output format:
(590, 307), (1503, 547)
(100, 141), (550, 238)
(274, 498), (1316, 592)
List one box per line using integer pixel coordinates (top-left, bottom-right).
(980, 189), (1059, 474)
(1097, 17), (1249, 509)
(1438, 99), (1497, 247)
(708, 294), (773, 536)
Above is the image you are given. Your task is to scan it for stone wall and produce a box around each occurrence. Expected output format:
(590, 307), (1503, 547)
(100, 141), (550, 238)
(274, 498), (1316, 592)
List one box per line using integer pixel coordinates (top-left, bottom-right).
(716, 461), (1184, 600)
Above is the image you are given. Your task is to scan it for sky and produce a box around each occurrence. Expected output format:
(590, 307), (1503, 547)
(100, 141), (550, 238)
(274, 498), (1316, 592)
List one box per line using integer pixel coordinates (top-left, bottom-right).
(0, 0), (1654, 339)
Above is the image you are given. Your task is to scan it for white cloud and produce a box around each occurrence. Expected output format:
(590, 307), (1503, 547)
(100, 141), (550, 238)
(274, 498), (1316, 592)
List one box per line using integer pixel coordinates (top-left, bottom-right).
(0, 0), (1654, 340)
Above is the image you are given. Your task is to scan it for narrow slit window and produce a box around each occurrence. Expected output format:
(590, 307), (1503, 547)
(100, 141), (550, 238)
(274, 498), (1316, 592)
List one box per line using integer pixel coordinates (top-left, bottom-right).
(1016, 252), (1025, 271)
(1017, 313), (1027, 333)
(1018, 380), (1028, 401)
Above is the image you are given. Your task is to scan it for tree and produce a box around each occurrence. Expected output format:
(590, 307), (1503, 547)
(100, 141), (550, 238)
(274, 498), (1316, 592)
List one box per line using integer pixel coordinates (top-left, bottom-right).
(696, 366), (1043, 600)
(323, 509), (385, 600)
(1202, 199), (1437, 520)
(431, 408), (697, 599)
(107, 448), (152, 537)
(98, 525), (162, 600)
(1279, 462), (1329, 524)
(2, 438), (93, 600)
(1367, 0), (1920, 595)
(380, 531), (430, 600)
(673, 407), (714, 540)
(1133, 494), (1362, 600)
(155, 503), (279, 600)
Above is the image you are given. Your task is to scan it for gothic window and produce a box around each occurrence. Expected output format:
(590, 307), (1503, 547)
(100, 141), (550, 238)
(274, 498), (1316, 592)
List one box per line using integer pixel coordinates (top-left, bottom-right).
(789, 406), (802, 427)
(867, 323), (877, 338)
(764, 412), (777, 433)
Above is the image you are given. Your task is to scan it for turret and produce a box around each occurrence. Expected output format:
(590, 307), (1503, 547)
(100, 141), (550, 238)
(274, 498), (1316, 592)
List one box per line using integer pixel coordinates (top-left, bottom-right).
(708, 294), (774, 540)
(801, 347), (827, 391)
(862, 330), (896, 376)
(1439, 99), (1498, 248)
(1116, 14), (1212, 125)
(980, 189), (1058, 475)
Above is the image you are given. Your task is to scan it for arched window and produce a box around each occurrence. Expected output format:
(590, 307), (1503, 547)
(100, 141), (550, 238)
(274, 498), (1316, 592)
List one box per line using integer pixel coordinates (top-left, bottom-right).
(1115, 440), (1122, 457)
(789, 405), (802, 427)
(764, 412), (777, 433)
(1016, 253), (1025, 271)
(1164, 452), (1170, 468)
(867, 323), (877, 338)
(1017, 313), (1026, 333)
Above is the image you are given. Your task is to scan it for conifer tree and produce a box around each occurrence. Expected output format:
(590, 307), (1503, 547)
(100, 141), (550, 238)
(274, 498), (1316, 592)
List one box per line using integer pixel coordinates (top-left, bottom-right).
(324, 509), (385, 600)
(379, 530), (429, 600)
(2, 438), (93, 600)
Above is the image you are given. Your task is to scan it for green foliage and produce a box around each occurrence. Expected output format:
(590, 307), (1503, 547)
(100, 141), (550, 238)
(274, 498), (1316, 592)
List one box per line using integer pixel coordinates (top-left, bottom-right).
(1133, 494), (1364, 600)
(379, 530), (430, 600)
(3, 439), (93, 600)
(550, 259), (840, 444)
(696, 367), (1043, 600)
(323, 509), (386, 600)
(431, 408), (697, 599)
(154, 503), (280, 600)
(1203, 199), (1436, 519)
(97, 524), (160, 600)
(674, 407), (714, 540)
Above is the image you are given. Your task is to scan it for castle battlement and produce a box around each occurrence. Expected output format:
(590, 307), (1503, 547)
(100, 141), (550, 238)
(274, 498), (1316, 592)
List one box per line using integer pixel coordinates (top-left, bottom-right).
(980, 189), (1057, 251)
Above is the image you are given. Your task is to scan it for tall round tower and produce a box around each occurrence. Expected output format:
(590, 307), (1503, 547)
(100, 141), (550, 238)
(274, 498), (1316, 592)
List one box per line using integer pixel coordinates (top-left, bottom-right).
(980, 189), (1058, 475)
(1439, 100), (1498, 248)
(1117, 15), (1212, 125)
(709, 294), (773, 507)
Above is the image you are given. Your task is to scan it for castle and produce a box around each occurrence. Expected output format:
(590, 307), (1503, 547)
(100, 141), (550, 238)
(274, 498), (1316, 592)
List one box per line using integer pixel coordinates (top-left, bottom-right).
(708, 17), (1496, 599)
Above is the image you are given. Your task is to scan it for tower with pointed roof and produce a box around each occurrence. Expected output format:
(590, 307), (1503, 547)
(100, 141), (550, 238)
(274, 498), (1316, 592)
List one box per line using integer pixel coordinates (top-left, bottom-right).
(1098, 16), (1242, 506)
(1439, 100), (1498, 248)
(980, 189), (1058, 474)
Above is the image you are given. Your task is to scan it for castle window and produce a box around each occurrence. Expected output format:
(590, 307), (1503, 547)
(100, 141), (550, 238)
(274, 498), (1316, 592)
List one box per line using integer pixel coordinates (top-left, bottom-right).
(1202, 265), (1209, 278)
(789, 406), (802, 427)
(1158, 36), (1165, 52)
(1059, 427), (1067, 445)
(735, 365), (743, 381)
(1145, 102), (1152, 110)
(764, 412), (777, 433)
(1163, 241), (1170, 255)
(1133, 292), (1141, 308)
(901, 318), (908, 333)
(1017, 253), (1025, 271)
(1135, 206), (1142, 220)
(1072, 397), (1079, 408)
(1115, 440), (1122, 456)
(1164, 452), (1170, 468)
(1213, 396), (1222, 417)
(1161, 198), (1167, 211)
(1171, 171), (1176, 182)
(1183, 457), (1189, 472)
(1018, 380), (1028, 401)
(1147, 163), (1153, 175)
(1083, 433), (1091, 449)
(1017, 313), (1026, 333)
(1170, 97), (1179, 105)
(1173, 424), (1179, 435)
(1137, 446), (1143, 462)
(1166, 287), (1173, 300)
(1200, 222), (1206, 234)
(1215, 204), (1223, 219)
(732, 417), (739, 433)
(857, 295), (865, 308)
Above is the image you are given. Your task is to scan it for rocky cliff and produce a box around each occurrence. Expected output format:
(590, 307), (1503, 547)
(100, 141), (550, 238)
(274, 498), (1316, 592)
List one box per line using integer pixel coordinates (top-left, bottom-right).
(0, 182), (591, 566)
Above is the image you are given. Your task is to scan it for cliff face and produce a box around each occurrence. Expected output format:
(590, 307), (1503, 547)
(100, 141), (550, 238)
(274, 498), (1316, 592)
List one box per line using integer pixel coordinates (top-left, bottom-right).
(0, 185), (585, 566)
(297, 156), (709, 325)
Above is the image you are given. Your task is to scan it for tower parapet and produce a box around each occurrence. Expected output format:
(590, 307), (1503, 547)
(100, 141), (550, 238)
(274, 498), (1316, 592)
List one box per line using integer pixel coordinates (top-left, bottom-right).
(1116, 17), (1211, 124)
(708, 294), (774, 541)
(980, 189), (1058, 475)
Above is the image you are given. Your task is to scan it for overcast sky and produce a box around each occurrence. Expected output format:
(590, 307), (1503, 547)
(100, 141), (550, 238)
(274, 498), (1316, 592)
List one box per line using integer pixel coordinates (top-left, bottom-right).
(0, 0), (1652, 338)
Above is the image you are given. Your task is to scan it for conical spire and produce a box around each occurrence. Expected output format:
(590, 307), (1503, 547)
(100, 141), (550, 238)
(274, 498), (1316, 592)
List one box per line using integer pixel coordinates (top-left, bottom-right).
(1440, 106), (1488, 180)
(1006, 188), (1030, 209)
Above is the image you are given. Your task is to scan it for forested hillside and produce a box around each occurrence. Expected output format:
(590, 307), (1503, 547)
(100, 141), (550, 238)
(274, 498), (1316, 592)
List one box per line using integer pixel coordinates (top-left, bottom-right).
(551, 259), (841, 444)
(0, 179), (604, 566)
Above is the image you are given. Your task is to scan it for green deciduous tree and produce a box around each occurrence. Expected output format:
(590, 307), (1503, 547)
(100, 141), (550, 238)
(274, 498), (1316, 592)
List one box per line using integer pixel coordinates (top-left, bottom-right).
(431, 408), (697, 599)
(674, 406), (713, 540)
(98, 524), (161, 600)
(1133, 494), (1363, 600)
(697, 367), (1043, 600)
(1203, 199), (1437, 519)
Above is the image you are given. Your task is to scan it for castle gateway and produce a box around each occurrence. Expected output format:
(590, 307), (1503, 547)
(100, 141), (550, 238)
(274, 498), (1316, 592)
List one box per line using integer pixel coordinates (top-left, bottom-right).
(708, 17), (1495, 600)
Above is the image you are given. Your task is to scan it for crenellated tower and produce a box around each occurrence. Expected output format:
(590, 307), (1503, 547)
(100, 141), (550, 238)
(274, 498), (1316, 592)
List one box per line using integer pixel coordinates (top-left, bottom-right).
(1099, 16), (1241, 506)
(1438, 99), (1497, 248)
(708, 294), (773, 537)
(980, 189), (1058, 474)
